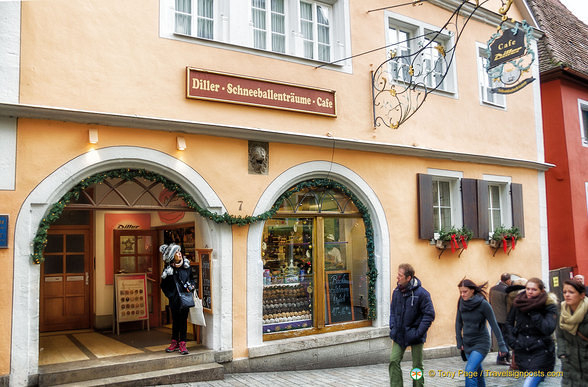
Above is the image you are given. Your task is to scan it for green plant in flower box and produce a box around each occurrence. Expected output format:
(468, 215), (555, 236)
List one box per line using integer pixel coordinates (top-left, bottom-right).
(490, 226), (521, 242)
(435, 226), (473, 249)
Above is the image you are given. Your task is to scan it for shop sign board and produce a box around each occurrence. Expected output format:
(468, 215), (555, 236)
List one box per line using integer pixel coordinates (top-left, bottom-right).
(0, 215), (7, 248)
(325, 270), (354, 324)
(488, 28), (525, 69)
(187, 67), (336, 117)
(113, 273), (149, 335)
(486, 21), (536, 95)
(199, 249), (212, 313)
(190, 249), (213, 313)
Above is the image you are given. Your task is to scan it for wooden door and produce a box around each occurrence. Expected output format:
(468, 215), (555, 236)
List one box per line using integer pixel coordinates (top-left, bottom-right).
(114, 230), (160, 327)
(40, 230), (90, 332)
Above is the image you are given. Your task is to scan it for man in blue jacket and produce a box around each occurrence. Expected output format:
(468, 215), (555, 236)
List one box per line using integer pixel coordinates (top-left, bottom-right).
(389, 263), (435, 387)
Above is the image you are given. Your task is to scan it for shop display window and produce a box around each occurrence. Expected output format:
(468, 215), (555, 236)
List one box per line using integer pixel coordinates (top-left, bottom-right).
(261, 187), (370, 338)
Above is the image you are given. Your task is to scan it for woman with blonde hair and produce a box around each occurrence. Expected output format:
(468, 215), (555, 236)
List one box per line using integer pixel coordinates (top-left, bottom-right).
(556, 279), (588, 386)
(456, 278), (508, 387)
(505, 277), (558, 386)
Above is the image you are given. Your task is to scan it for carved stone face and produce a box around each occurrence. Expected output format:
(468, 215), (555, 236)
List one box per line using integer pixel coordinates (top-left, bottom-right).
(248, 143), (268, 174)
(251, 146), (266, 161)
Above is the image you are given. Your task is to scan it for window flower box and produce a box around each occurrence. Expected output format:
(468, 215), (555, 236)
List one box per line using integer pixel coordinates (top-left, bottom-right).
(489, 226), (521, 256)
(433, 226), (473, 258)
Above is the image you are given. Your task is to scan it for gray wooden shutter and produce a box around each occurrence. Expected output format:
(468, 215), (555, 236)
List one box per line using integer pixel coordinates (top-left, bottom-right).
(461, 178), (479, 238)
(477, 180), (489, 240)
(511, 183), (525, 237)
(417, 173), (434, 240)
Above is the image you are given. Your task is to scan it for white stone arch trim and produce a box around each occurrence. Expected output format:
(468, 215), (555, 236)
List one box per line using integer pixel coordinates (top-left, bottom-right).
(11, 146), (232, 386)
(246, 161), (391, 348)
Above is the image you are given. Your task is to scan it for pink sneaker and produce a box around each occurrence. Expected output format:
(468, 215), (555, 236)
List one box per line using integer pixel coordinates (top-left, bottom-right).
(165, 339), (179, 352)
(179, 341), (189, 355)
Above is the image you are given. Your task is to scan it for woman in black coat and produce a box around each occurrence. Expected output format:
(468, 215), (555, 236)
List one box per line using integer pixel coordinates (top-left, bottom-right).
(160, 243), (195, 355)
(456, 279), (508, 387)
(505, 277), (558, 387)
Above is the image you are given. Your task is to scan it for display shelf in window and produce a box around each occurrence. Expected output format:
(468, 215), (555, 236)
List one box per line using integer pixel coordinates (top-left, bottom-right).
(262, 280), (312, 334)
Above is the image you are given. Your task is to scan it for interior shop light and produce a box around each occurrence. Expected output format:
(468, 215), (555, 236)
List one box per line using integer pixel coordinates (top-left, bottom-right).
(176, 136), (186, 151)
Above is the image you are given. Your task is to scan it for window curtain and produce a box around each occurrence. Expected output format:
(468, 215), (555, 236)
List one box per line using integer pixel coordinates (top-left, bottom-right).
(175, 0), (192, 35)
(300, 2), (313, 59)
(197, 0), (214, 39)
(252, 0), (267, 49)
(317, 5), (330, 61)
(271, 0), (285, 53)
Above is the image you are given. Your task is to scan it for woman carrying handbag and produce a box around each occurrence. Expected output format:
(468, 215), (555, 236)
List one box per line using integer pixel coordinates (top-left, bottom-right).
(160, 243), (195, 355)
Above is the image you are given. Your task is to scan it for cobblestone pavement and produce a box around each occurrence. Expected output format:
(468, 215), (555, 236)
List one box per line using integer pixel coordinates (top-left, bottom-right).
(166, 353), (563, 386)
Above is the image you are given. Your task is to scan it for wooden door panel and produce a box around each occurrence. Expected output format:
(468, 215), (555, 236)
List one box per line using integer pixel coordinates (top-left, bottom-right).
(66, 297), (85, 316)
(43, 278), (64, 297)
(44, 299), (64, 321)
(40, 229), (90, 332)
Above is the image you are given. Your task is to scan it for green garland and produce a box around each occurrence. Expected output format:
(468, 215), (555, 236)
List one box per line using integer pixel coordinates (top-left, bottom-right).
(31, 168), (378, 319)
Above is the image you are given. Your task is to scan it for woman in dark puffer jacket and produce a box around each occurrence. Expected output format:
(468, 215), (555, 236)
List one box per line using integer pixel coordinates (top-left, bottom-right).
(456, 279), (508, 387)
(505, 277), (558, 387)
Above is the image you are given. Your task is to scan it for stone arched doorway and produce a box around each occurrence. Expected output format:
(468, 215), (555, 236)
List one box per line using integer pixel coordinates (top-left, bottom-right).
(11, 146), (233, 386)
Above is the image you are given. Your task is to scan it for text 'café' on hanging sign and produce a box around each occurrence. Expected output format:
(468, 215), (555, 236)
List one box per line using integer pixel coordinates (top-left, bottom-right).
(186, 67), (336, 117)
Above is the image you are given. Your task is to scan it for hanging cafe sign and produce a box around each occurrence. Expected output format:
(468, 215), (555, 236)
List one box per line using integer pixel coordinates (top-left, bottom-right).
(485, 20), (536, 95)
(186, 67), (336, 117)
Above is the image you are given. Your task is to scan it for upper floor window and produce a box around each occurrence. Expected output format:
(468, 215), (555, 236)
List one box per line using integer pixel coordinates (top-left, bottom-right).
(252, 0), (286, 53)
(162, 0), (347, 68)
(578, 99), (588, 146)
(417, 170), (463, 238)
(418, 173), (524, 241)
(386, 14), (456, 94)
(300, 1), (331, 62)
(175, 0), (214, 39)
(476, 43), (506, 108)
(431, 175), (461, 232)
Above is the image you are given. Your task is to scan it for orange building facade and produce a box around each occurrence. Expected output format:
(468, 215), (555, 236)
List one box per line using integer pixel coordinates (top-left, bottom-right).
(0, 0), (549, 384)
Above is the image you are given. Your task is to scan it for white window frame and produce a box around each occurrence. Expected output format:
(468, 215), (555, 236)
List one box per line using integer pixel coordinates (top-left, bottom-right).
(428, 169), (463, 233)
(578, 99), (588, 147)
(483, 174), (512, 236)
(252, 0), (287, 53)
(385, 12), (457, 95)
(173, 0), (218, 40)
(160, 0), (351, 71)
(299, 0), (333, 62)
(476, 42), (506, 108)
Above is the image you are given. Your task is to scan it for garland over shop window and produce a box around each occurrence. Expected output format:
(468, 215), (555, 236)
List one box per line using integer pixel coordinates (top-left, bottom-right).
(32, 169), (378, 321)
(262, 186), (371, 337)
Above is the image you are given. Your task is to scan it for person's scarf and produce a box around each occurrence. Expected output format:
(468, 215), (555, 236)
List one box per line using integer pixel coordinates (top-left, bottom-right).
(459, 293), (484, 312)
(559, 297), (588, 335)
(513, 291), (547, 312)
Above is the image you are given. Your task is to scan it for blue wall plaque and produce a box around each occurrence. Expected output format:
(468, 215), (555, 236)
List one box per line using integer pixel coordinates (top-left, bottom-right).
(0, 215), (8, 248)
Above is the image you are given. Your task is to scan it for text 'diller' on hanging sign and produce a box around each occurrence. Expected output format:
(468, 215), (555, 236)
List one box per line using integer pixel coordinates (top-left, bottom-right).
(488, 28), (526, 69)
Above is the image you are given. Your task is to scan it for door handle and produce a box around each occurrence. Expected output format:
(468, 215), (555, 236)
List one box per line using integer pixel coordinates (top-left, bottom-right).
(85, 272), (89, 285)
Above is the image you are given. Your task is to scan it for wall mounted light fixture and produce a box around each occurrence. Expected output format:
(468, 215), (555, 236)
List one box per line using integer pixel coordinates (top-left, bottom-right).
(176, 136), (186, 151)
(88, 128), (99, 144)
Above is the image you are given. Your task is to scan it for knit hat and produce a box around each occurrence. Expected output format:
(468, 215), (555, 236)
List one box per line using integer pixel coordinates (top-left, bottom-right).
(159, 243), (181, 263)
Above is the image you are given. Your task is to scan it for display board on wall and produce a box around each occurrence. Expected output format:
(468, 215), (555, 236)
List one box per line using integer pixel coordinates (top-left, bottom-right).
(199, 249), (212, 313)
(325, 270), (354, 324)
(114, 273), (149, 335)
